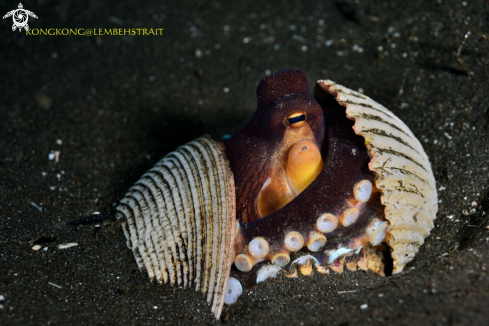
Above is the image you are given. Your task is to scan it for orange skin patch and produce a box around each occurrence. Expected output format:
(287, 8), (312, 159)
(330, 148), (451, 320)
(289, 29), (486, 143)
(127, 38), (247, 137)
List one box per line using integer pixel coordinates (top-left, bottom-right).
(257, 125), (320, 217)
(286, 140), (323, 196)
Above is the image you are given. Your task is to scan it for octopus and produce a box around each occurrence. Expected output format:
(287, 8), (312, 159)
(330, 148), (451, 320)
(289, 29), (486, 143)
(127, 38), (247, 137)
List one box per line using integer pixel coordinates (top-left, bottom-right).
(115, 69), (438, 319)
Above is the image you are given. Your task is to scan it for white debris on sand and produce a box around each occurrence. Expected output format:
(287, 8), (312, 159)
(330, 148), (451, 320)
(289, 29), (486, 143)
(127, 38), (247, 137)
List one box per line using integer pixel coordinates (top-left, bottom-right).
(32, 245), (42, 250)
(58, 243), (78, 249)
(30, 202), (42, 212)
(49, 151), (61, 163)
(48, 282), (62, 289)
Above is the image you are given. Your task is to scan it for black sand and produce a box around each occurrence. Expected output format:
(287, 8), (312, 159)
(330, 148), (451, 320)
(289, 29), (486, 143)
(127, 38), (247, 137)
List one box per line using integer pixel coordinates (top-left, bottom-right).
(1, 0), (489, 325)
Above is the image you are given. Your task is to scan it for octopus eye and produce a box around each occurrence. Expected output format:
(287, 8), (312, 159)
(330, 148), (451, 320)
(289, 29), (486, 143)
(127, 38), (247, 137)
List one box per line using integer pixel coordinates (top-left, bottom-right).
(287, 112), (306, 127)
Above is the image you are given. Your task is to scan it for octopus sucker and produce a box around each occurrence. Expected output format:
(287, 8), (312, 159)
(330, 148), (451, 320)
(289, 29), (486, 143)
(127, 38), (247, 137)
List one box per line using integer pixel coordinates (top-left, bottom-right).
(115, 69), (438, 319)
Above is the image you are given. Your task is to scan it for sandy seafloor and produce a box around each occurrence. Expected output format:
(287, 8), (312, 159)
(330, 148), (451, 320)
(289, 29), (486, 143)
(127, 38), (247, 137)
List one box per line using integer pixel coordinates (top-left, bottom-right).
(1, 0), (489, 325)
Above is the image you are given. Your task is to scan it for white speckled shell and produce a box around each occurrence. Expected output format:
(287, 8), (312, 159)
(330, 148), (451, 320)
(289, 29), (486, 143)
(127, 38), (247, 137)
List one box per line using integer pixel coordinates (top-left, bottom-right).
(317, 80), (438, 274)
(115, 136), (236, 319)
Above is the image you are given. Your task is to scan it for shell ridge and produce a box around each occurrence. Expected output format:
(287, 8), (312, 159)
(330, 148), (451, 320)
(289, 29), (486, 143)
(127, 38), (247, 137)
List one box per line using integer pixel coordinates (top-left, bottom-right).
(357, 127), (421, 155)
(133, 182), (169, 283)
(153, 165), (187, 286)
(160, 162), (190, 248)
(130, 189), (163, 282)
(116, 205), (143, 269)
(366, 136), (429, 174)
(165, 155), (196, 286)
(119, 197), (152, 274)
(199, 138), (225, 305)
(159, 163), (190, 288)
(199, 138), (236, 318)
(201, 138), (230, 311)
(191, 140), (221, 302)
(214, 170), (236, 318)
(179, 146), (206, 290)
(139, 175), (177, 284)
(350, 112), (414, 141)
(123, 195), (156, 279)
(142, 173), (179, 284)
(344, 102), (421, 149)
(184, 142), (214, 294)
(119, 216), (144, 270)
(374, 163), (431, 189)
(117, 202), (143, 265)
(368, 153), (434, 192)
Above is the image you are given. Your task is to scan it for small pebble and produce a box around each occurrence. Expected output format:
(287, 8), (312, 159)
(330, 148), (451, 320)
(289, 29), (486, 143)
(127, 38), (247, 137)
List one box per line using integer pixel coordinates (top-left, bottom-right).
(471, 201), (477, 207)
(32, 245), (41, 251)
(360, 304), (368, 309)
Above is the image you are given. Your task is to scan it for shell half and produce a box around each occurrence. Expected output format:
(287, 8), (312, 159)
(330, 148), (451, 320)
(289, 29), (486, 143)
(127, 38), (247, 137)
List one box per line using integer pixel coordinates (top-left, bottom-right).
(316, 80), (438, 274)
(115, 136), (236, 319)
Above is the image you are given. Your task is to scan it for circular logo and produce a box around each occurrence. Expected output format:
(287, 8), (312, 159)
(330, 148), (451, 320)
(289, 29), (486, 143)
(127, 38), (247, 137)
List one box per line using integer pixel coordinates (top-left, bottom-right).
(13, 10), (27, 26)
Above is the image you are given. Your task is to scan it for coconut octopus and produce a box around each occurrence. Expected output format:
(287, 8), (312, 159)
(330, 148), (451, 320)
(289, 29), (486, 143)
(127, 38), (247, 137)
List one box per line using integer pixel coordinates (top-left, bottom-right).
(115, 70), (438, 319)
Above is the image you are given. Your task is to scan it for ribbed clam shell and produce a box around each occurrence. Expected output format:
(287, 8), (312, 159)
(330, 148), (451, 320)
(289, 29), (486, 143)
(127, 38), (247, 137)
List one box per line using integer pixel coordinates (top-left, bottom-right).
(318, 80), (438, 274)
(115, 136), (236, 319)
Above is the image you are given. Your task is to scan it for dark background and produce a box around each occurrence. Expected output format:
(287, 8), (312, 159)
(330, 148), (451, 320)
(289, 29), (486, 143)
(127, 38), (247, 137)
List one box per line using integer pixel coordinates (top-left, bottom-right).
(1, 0), (489, 325)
